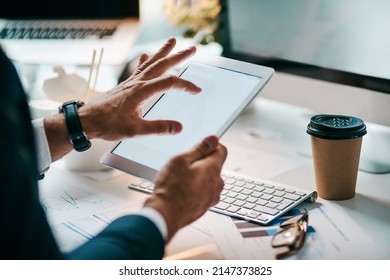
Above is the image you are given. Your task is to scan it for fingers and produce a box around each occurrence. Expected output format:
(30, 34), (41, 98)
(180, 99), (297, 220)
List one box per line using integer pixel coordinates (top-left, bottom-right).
(181, 135), (220, 163)
(136, 37), (177, 73)
(131, 38), (197, 80)
(211, 176), (225, 205)
(132, 75), (202, 105)
(200, 143), (228, 172)
(137, 53), (149, 67)
(141, 45), (197, 79)
(128, 53), (150, 79)
(137, 119), (183, 135)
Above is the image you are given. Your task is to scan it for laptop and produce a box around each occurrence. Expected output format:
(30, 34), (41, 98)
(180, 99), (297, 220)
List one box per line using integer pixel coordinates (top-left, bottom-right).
(0, 0), (140, 65)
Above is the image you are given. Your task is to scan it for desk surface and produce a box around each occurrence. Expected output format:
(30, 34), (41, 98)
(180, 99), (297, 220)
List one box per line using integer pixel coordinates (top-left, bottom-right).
(39, 97), (390, 259)
(221, 97), (390, 256)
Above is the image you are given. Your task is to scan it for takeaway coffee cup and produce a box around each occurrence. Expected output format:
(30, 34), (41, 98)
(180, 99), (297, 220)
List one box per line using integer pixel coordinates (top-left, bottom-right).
(307, 114), (367, 200)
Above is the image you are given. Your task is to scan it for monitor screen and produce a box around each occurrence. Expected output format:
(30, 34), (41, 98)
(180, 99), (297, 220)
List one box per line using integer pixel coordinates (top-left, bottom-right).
(218, 0), (390, 94)
(0, 0), (139, 19)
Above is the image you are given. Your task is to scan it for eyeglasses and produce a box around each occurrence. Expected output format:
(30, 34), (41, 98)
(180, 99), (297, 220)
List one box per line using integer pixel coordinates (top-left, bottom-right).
(271, 211), (309, 259)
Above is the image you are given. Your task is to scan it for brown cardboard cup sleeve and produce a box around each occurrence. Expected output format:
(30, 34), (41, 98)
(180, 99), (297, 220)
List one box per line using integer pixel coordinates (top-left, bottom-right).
(307, 114), (367, 200)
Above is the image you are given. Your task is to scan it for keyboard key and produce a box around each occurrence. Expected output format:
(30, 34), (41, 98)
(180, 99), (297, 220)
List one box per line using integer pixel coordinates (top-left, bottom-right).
(233, 176), (245, 181)
(246, 196), (258, 203)
(226, 191), (239, 198)
(232, 186), (244, 193)
(271, 197), (283, 203)
(243, 183), (255, 189)
(284, 193), (301, 201)
(253, 205), (279, 216)
(263, 188), (275, 194)
(250, 191), (262, 198)
(224, 178), (236, 185)
(224, 184), (233, 190)
(257, 216), (269, 222)
(260, 194), (273, 200)
(223, 197), (235, 204)
(265, 201), (278, 208)
(227, 205), (240, 213)
(214, 202), (230, 210)
(237, 209), (248, 216)
(236, 194), (248, 201)
(276, 199), (294, 210)
(234, 181), (245, 187)
(256, 198), (268, 206)
(241, 189), (253, 195)
(253, 186), (265, 192)
(273, 190), (285, 197)
(285, 189), (296, 194)
(247, 210), (261, 219)
(233, 200), (245, 207)
(295, 191), (307, 196)
(243, 202), (255, 209)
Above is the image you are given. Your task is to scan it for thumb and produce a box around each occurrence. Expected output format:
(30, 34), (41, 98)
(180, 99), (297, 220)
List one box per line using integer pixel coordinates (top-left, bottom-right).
(182, 135), (219, 163)
(139, 119), (183, 135)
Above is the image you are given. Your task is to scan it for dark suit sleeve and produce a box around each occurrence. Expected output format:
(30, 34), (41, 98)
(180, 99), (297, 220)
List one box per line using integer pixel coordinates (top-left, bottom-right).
(67, 215), (165, 260)
(0, 47), (165, 260)
(0, 47), (63, 259)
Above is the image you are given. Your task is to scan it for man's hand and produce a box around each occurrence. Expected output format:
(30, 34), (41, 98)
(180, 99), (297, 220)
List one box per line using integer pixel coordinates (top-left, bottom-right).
(144, 135), (228, 242)
(80, 37), (201, 140)
(44, 37), (201, 161)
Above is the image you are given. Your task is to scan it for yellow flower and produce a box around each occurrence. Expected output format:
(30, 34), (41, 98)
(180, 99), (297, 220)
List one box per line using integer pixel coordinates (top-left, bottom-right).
(163, 0), (222, 34)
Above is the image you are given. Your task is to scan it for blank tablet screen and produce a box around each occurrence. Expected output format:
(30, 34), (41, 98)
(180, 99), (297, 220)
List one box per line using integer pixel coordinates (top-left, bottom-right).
(111, 62), (262, 171)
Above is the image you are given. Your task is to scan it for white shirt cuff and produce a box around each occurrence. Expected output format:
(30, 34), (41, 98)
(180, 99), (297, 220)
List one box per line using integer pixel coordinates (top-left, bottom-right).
(32, 117), (52, 174)
(135, 207), (168, 240)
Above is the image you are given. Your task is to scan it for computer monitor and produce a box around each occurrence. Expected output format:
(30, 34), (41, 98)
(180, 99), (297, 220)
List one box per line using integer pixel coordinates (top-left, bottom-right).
(217, 0), (390, 94)
(217, 0), (390, 173)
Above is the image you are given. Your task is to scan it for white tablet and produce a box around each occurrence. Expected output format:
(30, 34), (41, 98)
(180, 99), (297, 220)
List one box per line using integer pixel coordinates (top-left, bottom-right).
(100, 54), (274, 181)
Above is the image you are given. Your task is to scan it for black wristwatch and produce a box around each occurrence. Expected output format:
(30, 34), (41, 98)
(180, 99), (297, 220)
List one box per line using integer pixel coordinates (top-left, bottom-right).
(58, 100), (91, 152)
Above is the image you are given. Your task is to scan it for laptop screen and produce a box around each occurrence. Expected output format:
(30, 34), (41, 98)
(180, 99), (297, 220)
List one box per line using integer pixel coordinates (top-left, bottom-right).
(1, 0), (139, 19)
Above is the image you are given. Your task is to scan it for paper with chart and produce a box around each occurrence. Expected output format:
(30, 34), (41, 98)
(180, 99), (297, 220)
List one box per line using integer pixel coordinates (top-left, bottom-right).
(39, 177), (218, 256)
(38, 167), (386, 259)
(205, 199), (387, 259)
(39, 181), (144, 252)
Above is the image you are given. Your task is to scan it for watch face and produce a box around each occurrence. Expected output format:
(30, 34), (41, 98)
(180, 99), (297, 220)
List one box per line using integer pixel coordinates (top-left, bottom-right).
(65, 100), (84, 106)
(59, 100), (85, 112)
(74, 100), (85, 107)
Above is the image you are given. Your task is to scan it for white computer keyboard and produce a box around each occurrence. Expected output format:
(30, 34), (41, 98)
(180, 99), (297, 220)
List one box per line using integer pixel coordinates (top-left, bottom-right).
(128, 170), (318, 225)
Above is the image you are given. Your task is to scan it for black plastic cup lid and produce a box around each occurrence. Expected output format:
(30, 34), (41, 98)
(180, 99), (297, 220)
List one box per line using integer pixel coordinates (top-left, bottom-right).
(307, 114), (367, 140)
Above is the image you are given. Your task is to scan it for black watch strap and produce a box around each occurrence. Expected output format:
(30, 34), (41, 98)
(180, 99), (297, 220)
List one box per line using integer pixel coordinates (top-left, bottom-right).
(59, 100), (91, 152)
